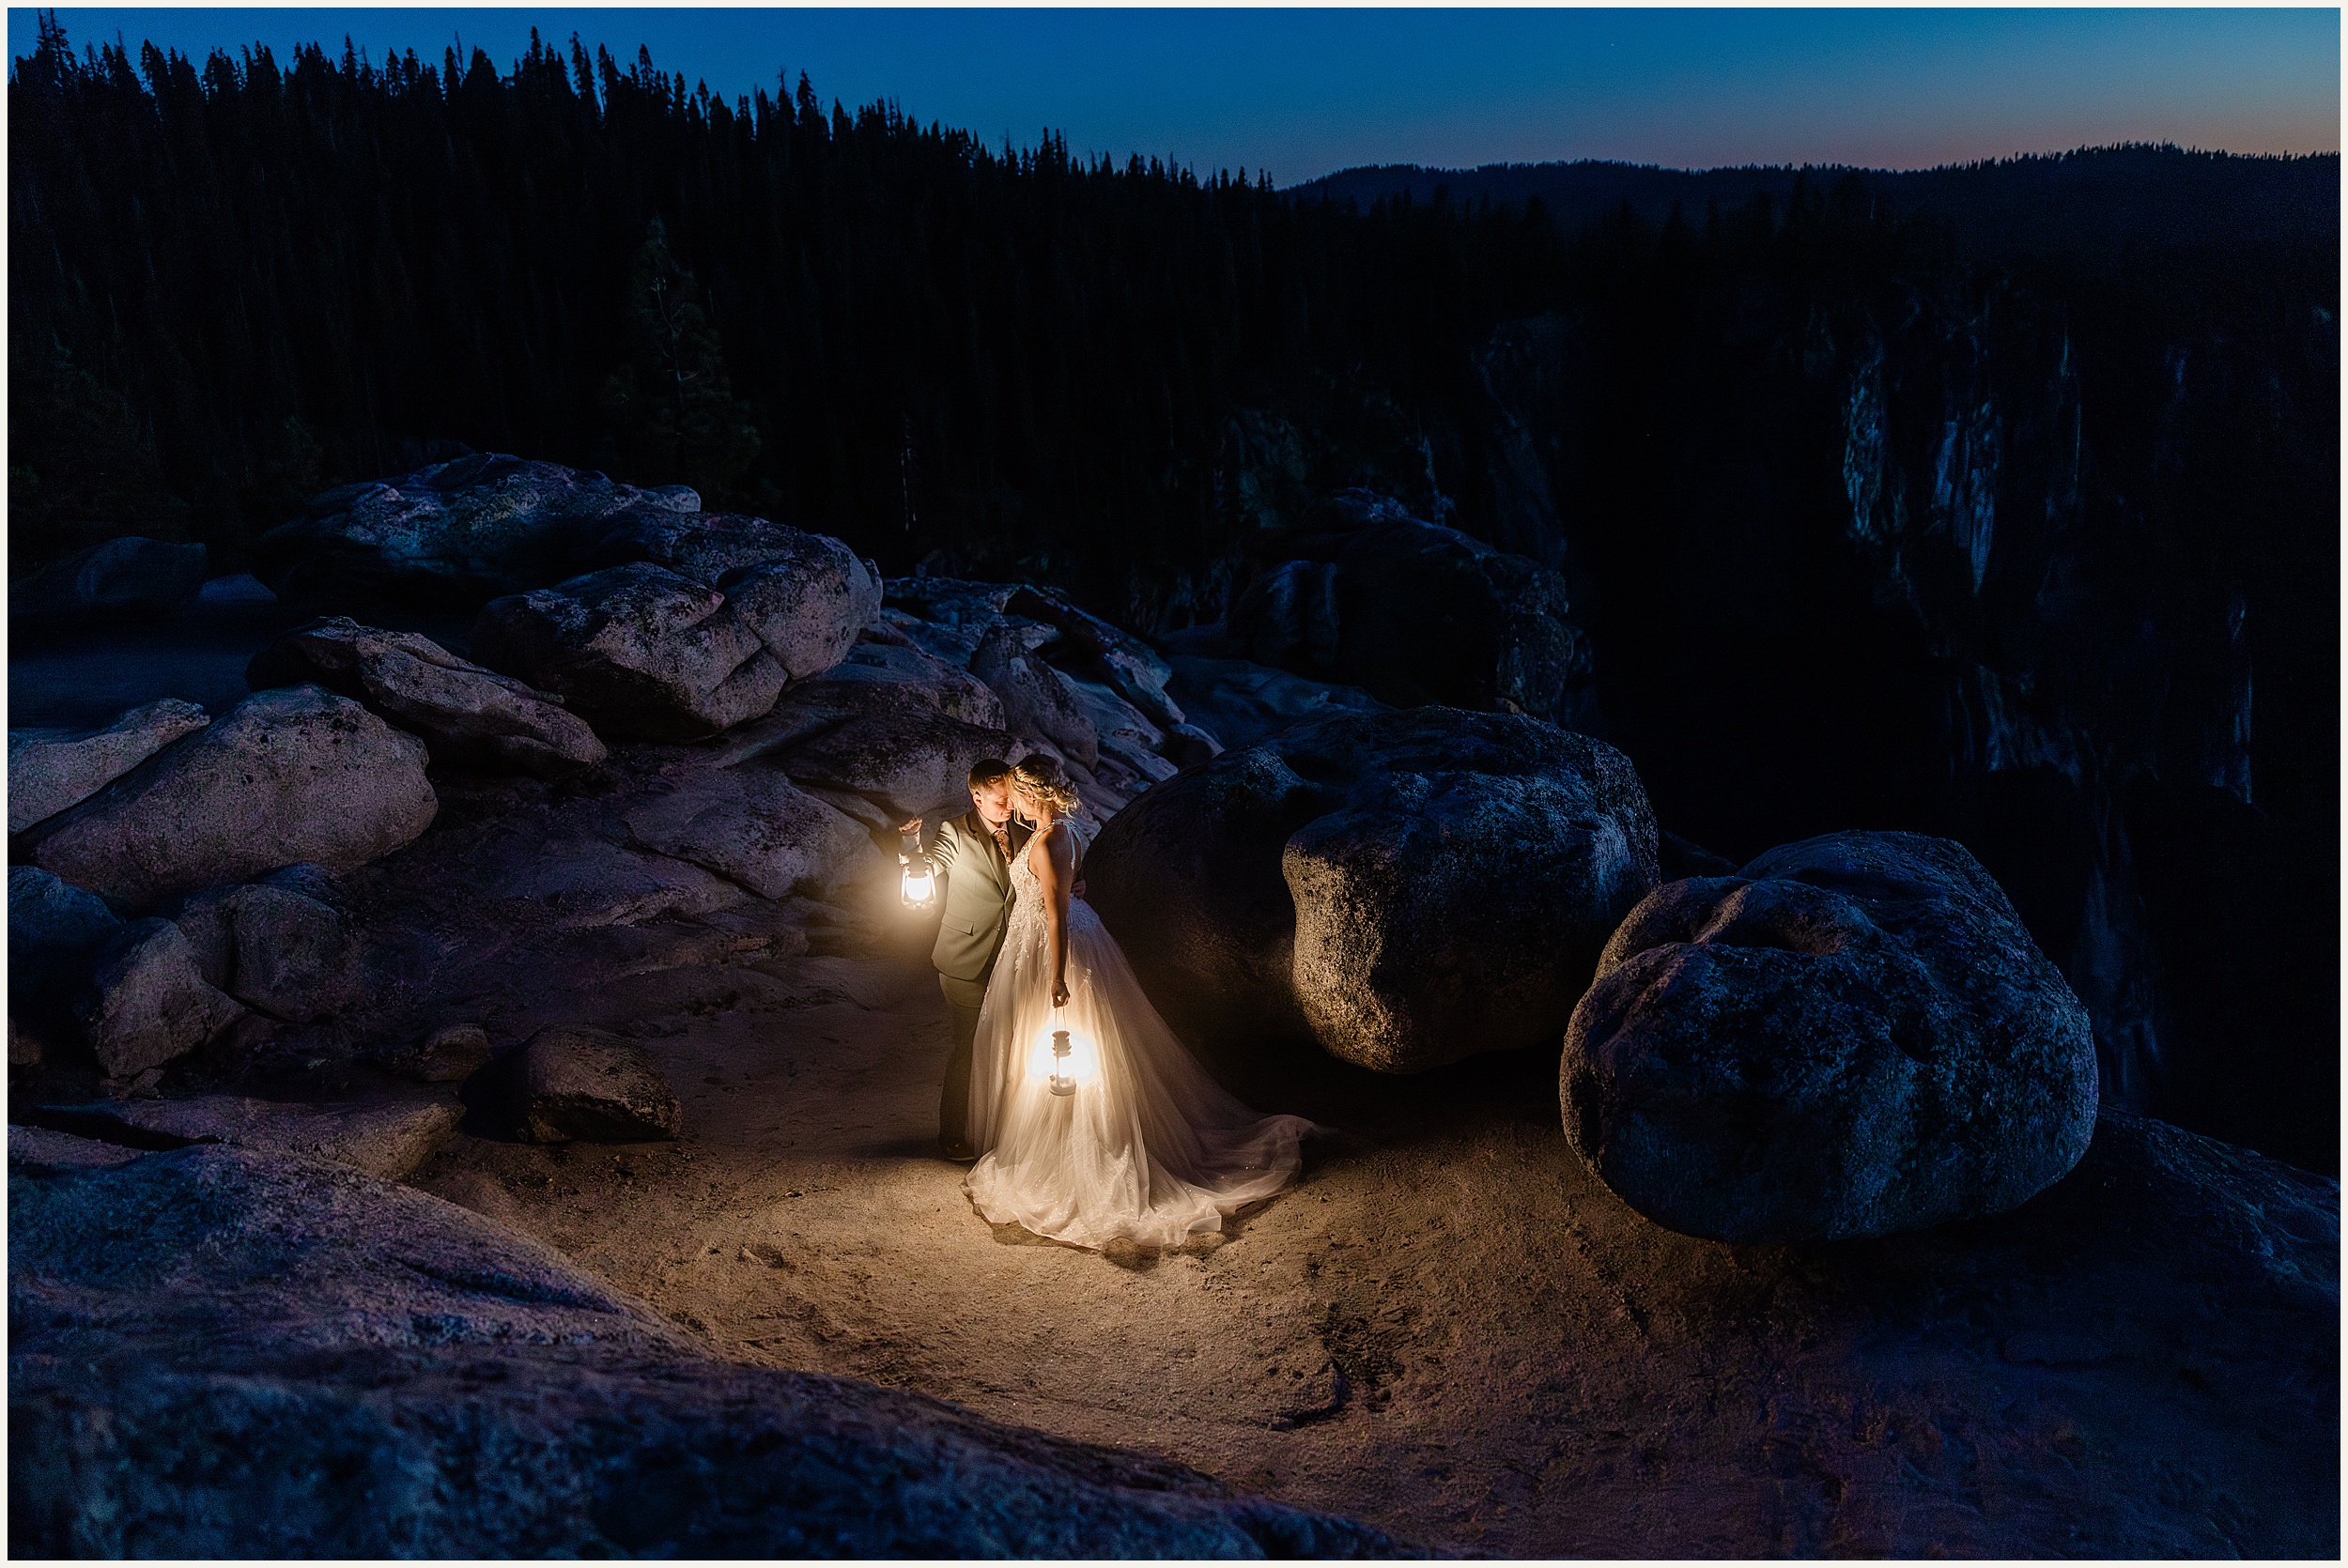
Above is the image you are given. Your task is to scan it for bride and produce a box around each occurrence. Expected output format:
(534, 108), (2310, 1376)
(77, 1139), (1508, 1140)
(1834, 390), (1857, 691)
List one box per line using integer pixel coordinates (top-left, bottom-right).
(962, 756), (1319, 1250)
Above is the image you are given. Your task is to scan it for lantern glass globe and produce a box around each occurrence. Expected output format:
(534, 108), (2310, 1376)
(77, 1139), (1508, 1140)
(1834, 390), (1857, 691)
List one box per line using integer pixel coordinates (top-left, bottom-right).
(1029, 1024), (1099, 1089)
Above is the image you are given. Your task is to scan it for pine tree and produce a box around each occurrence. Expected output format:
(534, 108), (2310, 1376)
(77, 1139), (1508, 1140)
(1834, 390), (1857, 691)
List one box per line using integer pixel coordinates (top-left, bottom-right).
(7, 331), (191, 575)
(596, 218), (764, 499)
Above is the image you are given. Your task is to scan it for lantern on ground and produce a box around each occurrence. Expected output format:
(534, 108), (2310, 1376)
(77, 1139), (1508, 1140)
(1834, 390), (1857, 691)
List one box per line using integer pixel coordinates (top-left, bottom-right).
(899, 830), (937, 911)
(1048, 1028), (1077, 1097)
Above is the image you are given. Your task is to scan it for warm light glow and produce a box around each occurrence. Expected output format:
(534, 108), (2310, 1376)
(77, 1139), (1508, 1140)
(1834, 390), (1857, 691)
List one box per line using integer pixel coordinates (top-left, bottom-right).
(1028, 1024), (1100, 1092)
(900, 861), (937, 910)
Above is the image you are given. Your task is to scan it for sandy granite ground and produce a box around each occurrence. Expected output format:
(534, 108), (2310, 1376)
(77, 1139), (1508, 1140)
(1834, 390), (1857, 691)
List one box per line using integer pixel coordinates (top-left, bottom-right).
(404, 883), (2338, 1558)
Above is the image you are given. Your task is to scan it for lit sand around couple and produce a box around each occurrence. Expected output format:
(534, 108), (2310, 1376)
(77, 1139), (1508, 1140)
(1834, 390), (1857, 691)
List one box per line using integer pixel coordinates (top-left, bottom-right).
(407, 864), (2332, 1558)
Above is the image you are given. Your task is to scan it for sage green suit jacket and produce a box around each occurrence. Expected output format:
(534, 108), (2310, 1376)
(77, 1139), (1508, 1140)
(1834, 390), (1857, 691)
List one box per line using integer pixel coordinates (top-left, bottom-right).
(915, 812), (1030, 983)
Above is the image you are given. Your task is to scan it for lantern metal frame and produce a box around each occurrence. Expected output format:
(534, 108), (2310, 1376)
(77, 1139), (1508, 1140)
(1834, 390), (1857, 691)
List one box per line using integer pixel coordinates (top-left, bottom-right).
(1047, 1028), (1077, 1097)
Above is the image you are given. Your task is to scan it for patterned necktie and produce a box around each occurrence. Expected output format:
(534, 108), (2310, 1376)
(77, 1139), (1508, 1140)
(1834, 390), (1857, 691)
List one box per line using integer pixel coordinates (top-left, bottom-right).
(992, 823), (1012, 863)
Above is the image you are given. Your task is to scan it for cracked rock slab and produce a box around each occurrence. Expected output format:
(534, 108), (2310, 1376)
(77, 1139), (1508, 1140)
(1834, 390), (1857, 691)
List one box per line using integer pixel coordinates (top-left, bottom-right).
(471, 561), (787, 743)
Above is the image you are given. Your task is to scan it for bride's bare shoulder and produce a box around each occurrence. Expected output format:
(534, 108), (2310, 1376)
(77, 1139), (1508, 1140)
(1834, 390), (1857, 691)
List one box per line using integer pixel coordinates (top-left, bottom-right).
(1031, 819), (1077, 877)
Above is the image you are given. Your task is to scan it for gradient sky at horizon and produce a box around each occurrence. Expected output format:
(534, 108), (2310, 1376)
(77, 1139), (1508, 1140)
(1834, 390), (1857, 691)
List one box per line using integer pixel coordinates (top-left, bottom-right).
(13, 8), (2338, 181)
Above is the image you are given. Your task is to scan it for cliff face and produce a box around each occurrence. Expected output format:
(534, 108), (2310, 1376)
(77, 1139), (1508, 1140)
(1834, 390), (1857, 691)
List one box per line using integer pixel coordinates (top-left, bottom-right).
(1465, 260), (2336, 1171)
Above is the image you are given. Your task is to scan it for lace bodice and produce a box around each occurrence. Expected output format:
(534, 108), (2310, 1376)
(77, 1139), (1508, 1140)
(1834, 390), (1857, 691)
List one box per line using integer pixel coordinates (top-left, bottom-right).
(1007, 834), (1043, 899)
(1003, 827), (1096, 949)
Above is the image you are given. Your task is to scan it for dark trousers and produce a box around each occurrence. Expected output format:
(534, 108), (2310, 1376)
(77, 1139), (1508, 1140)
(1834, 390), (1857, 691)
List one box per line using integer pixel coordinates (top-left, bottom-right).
(937, 971), (988, 1155)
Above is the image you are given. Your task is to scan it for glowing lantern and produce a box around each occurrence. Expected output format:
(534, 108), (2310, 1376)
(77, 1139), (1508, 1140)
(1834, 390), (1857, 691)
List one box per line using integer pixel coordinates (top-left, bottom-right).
(1029, 1024), (1098, 1095)
(900, 832), (937, 911)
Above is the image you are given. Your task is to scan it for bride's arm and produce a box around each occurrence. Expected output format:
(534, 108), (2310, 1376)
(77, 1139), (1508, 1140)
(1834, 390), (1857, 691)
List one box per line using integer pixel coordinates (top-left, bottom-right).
(1035, 823), (1075, 1007)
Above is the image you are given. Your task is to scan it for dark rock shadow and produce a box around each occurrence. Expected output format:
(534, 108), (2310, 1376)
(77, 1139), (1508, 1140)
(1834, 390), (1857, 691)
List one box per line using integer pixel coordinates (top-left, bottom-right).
(1209, 1031), (1565, 1151)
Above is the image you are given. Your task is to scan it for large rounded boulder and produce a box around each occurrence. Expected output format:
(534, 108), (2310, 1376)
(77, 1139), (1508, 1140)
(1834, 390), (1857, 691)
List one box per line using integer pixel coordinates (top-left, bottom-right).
(75, 916), (247, 1080)
(18, 686), (437, 911)
(1334, 517), (1594, 728)
(1561, 830), (2099, 1244)
(174, 880), (363, 1024)
(470, 529), (882, 743)
(1087, 708), (1658, 1073)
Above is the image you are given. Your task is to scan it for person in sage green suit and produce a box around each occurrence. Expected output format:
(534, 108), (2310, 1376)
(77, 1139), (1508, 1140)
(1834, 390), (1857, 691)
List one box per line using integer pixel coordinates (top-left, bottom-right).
(900, 758), (1028, 1161)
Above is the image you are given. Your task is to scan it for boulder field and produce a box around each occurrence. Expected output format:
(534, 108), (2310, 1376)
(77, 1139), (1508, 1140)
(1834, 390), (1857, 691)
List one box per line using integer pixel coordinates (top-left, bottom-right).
(10, 457), (2335, 1555)
(9, 456), (1391, 1092)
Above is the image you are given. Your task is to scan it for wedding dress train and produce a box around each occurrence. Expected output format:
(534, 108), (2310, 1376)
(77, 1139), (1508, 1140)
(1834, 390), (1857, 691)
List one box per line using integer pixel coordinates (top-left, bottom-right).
(963, 837), (1317, 1250)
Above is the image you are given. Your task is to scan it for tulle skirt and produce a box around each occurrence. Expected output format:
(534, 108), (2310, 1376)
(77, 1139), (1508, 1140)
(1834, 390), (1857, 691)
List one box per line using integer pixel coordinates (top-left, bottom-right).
(964, 899), (1317, 1251)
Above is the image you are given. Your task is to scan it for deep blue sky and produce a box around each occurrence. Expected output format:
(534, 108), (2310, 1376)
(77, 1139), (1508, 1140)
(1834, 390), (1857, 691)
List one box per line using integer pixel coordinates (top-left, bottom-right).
(14, 8), (2339, 181)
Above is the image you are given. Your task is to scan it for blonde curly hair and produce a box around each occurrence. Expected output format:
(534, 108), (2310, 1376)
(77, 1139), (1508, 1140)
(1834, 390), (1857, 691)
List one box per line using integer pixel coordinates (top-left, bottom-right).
(1011, 755), (1084, 820)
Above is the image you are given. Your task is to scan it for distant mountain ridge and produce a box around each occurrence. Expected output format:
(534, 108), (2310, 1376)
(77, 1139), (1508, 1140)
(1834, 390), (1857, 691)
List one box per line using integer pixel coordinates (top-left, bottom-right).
(1287, 145), (2340, 259)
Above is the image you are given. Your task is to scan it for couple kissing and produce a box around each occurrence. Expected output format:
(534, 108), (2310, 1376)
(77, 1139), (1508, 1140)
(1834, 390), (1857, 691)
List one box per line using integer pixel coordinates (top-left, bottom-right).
(899, 756), (1319, 1252)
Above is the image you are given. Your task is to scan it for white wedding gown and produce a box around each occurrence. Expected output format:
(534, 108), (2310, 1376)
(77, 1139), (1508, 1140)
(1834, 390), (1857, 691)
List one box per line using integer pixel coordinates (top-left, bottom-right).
(963, 831), (1318, 1250)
